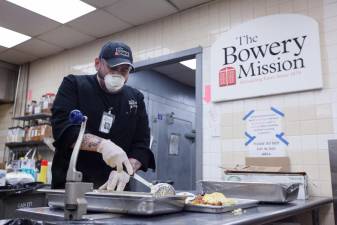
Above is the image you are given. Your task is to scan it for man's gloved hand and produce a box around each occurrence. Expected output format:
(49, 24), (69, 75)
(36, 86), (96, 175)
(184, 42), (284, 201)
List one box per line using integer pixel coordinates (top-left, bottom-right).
(99, 170), (130, 191)
(97, 139), (133, 175)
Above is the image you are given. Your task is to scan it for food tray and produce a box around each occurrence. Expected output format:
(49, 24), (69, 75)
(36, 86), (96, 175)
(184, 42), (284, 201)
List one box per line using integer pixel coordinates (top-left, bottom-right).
(199, 181), (299, 203)
(38, 189), (186, 216)
(184, 198), (259, 213)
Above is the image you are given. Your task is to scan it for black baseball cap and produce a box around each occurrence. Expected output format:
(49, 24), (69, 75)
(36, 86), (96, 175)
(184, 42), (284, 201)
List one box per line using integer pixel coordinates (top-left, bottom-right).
(99, 41), (134, 70)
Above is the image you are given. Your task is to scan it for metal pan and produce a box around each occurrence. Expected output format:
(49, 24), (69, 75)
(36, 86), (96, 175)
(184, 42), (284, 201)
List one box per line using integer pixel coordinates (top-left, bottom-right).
(199, 181), (299, 203)
(38, 189), (186, 216)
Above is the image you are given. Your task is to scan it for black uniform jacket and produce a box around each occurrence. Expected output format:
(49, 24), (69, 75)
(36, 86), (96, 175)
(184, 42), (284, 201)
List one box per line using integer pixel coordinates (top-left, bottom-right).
(51, 74), (155, 189)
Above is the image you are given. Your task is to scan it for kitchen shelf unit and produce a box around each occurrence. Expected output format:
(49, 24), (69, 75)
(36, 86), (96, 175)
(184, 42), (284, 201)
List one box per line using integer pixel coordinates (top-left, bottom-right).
(4, 113), (55, 162)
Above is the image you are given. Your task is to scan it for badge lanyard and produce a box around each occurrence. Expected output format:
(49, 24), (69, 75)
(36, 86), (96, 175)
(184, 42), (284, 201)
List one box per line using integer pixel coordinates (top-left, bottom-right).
(99, 107), (115, 134)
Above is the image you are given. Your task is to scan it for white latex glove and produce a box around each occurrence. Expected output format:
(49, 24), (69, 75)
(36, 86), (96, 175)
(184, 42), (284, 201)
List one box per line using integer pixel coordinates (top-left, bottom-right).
(97, 139), (133, 175)
(99, 170), (130, 191)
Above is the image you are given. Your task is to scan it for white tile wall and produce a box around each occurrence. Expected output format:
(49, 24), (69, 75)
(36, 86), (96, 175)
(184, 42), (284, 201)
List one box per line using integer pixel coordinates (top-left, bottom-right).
(0, 0), (333, 223)
(316, 104), (332, 118)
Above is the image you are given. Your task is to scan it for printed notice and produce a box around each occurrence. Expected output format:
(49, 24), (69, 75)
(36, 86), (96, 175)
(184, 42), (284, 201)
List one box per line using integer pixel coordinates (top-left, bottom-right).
(245, 109), (286, 157)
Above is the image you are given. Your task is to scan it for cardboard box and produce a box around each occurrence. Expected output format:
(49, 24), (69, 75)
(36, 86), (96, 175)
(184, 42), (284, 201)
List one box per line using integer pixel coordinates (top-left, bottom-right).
(245, 157), (290, 172)
(223, 171), (308, 200)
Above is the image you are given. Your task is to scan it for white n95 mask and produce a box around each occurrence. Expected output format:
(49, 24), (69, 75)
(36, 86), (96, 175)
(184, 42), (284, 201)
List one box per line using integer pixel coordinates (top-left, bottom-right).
(104, 74), (125, 93)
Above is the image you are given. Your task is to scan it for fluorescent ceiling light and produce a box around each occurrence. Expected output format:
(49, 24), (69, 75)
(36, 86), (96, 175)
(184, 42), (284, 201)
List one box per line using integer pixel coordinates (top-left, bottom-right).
(180, 59), (196, 70)
(0, 26), (31, 48)
(6, 0), (96, 24)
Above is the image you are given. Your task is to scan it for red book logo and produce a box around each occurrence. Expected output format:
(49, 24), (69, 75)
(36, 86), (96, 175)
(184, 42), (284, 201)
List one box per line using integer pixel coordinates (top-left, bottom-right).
(219, 67), (236, 87)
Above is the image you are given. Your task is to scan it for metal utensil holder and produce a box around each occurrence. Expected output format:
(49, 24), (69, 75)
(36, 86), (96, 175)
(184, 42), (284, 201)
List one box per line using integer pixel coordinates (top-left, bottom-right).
(64, 110), (93, 220)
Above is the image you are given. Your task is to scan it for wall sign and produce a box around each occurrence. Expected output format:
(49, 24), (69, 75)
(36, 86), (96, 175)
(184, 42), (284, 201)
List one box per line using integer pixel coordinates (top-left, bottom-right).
(211, 14), (323, 102)
(244, 107), (288, 157)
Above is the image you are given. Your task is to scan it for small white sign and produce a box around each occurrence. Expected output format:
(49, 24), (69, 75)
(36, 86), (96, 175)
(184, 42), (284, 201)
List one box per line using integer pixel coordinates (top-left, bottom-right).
(245, 108), (287, 157)
(211, 14), (323, 102)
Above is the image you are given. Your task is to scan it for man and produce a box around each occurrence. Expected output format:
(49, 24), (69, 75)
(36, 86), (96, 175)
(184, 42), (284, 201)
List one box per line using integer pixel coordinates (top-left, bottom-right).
(51, 41), (155, 191)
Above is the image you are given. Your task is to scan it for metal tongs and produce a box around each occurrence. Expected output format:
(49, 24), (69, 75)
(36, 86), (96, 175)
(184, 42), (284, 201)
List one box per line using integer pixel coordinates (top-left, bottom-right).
(133, 173), (175, 197)
(132, 135), (175, 197)
(64, 110), (93, 220)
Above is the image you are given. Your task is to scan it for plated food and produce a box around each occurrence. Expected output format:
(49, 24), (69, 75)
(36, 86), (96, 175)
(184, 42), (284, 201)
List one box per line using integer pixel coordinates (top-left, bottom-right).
(190, 192), (236, 206)
(184, 192), (258, 213)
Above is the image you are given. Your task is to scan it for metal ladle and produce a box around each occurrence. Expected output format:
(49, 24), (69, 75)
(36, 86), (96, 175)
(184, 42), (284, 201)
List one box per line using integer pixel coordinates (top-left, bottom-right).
(133, 173), (175, 197)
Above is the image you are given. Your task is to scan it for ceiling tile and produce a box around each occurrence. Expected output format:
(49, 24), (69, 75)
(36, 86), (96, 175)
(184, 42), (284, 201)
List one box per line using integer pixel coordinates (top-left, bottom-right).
(106, 0), (177, 25)
(81, 0), (119, 8)
(14, 38), (64, 58)
(37, 26), (95, 49)
(170, 0), (211, 10)
(0, 49), (38, 65)
(68, 10), (131, 38)
(0, 1), (61, 36)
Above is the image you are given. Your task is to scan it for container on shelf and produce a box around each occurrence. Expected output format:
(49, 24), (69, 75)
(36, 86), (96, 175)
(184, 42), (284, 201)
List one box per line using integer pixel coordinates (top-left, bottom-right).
(7, 127), (25, 143)
(23, 126), (30, 142)
(28, 124), (52, 142)
(0, 170), (6, 186)
(31, 101), (38, 114)
(37, 160), (48, 184)
(25, 103), (33, 115)
(33, 101), (42, 114)
(40, 124), (52, 139)
(30, 126), (41, 142)
(42, 93), (55, 114)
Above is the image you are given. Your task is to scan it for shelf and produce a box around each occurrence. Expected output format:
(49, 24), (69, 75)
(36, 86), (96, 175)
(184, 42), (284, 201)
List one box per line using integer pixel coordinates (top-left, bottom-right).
(6, 141), (44, 148)
(12, 113), (52, 121)
(5, 138), (55, 151)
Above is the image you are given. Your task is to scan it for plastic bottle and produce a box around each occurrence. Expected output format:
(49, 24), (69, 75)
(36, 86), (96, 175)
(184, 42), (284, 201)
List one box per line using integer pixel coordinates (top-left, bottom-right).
(37, 160), (48, 183)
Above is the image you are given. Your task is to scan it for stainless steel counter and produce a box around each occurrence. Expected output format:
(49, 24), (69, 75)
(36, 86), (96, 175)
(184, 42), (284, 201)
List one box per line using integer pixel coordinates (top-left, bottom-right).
(16, 197), (332, 225)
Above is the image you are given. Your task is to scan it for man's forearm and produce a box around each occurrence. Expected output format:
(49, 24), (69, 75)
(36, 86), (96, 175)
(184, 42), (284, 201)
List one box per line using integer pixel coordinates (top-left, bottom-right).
(73, 134), (143, 171)
(129, 158), (142, 172)
(75, 133), (103, 152)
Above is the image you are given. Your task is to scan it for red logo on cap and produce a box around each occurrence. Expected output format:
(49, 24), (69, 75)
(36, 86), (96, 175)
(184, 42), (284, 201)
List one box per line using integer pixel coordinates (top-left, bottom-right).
(219, 67), (236, 87)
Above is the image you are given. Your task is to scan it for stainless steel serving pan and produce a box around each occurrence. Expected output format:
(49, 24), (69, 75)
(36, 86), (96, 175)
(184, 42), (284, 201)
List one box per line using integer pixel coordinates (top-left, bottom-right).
(199, 181), (299, 203)
(38, 189), (186, 216)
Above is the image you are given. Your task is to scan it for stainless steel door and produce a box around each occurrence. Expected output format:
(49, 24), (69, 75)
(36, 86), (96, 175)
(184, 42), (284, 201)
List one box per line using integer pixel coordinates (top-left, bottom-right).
(129, 100), (196, 192)
(127, 69), (196, 192)
(157, 113), (195, 190)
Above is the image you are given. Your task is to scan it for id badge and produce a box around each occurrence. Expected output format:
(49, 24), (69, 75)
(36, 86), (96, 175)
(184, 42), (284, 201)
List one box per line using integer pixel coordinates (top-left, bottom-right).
(99, 111), (115, 134)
